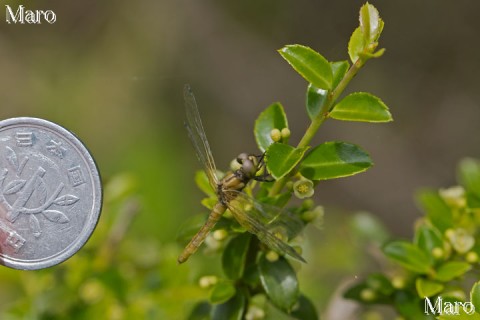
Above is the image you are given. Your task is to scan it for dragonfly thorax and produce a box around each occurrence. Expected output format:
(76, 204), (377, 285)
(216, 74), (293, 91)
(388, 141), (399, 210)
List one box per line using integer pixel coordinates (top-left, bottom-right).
(216, 154), (260, 205)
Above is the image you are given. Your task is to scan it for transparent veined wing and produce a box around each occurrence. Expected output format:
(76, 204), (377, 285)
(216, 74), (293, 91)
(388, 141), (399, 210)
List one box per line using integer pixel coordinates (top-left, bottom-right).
(184, 85), (219, 188)
(226, 191), (306, 263)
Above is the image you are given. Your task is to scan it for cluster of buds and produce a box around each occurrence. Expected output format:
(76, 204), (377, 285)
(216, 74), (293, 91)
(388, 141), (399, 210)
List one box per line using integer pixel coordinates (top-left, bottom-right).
(270, 127), (291, 143)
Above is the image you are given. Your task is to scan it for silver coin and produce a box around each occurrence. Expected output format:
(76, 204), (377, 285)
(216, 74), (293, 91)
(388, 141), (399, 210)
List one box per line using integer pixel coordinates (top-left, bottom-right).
(0, 117), (102, 270)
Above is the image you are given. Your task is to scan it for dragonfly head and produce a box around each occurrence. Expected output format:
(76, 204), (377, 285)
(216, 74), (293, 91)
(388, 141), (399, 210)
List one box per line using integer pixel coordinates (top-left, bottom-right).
(236, 153), (259, 179)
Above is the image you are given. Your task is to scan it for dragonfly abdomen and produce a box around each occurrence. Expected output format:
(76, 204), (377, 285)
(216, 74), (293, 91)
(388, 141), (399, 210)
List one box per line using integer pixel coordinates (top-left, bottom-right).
(177, 202), (227, 264)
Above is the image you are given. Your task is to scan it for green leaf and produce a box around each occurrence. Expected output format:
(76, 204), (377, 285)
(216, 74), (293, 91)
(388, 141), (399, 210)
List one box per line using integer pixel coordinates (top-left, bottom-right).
(306, 84), (327, 121)
(299, 141), (372, 180)
(266, 143), (309, 180)
(291, 295), (319, 320)
(188, 301), (211, 320)
(211, 289), (246, 320)
(471, 281), (480, 312)
(195, 170), (215, 196)
(330, 92), (392, 122)
(416, 278), (444, 298)
(331, 60), (350, 89)
(366, 273), (394, 296)
(383, 241), (432, 274)
(394, 291), (430, 319)
(458, 158), (480, 208)
(222, 233), (251, 280)
(255, 103), (289, 152)
(259, 255), (299, 312)
(201, 197), (217, 210)
(278, 44), (333, 90)
(210, 282), (237, 304)
(359, 3), (383, 43)
(434, 261), (471, 282)
(414, 224), (444, 263)
(343, 279), (390, 304)
(348, 27), (365, 63)
(416, 189), (454, 233)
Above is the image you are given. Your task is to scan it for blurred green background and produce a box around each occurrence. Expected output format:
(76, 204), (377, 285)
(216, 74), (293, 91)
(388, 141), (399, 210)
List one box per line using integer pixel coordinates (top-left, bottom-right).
(0, 0), (479, 318)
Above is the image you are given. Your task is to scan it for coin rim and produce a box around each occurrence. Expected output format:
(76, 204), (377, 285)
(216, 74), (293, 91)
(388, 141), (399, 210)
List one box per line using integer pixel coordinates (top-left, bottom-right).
(0, 117), (102, 270)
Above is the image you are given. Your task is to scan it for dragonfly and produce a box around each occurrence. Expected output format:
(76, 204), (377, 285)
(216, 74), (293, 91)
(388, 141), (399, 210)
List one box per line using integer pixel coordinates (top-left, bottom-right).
(178, 85), (306, 264)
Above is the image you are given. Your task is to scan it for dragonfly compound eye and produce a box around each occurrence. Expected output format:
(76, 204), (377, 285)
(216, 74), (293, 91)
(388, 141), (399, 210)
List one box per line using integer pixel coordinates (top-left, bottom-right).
(242, 159), (257, 177)
(236, 153), (249, 164)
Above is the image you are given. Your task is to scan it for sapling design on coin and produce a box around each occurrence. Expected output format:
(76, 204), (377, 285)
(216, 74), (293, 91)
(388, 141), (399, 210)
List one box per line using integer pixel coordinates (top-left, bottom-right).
(0, 117), (102, 270)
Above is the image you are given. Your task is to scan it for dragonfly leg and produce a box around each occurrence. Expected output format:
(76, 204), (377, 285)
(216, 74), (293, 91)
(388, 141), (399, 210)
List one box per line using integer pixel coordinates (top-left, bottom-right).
(253, 153), (275, 182)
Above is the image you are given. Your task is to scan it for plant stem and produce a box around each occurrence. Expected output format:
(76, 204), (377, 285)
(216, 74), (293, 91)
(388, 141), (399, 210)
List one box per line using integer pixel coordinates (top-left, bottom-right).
(268, 58), (365, 197)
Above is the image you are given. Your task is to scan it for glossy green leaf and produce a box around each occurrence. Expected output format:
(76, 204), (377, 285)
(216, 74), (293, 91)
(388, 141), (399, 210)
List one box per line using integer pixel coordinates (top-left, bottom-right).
(434, 261), (471, 282)
(416, 278), (444, 298)
(305, 61), (349, 121)
(393, 291), (429, 319)
(290, 295), (319, 320)
(299, 141), (372, 180)
(210, 282), (236, 304)
(195, 170), (215, 196)
(359, 3), (383, 43)
(416, 189), (454, 233)
(259, 255), (299, 312)
(330, 92), (392, 122)
(211, 289), (246, 320)
(343, 279), (390, 305)
(266, 143), (309, 180)
(222, 233), (251, 280)
(278, 44), (333, 90)
(458, 158), (480, 208)
(348, 27), (365, 63)
(188, 301), (211, 320)
(255, 103), (288, 152)
(414, 224), (444, 263)
(306, 84), (328, 121)
(201, 197), (217, 210)
(383, 241), (432, 274)
(331, 60), (350, 89)
(471, 281), (480, 312)
(366, 273), (394, 296)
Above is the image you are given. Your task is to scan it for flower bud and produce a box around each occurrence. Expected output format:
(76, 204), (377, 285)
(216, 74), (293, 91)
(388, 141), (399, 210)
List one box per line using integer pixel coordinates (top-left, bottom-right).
(266, 250), (279, 262)
(360, 288), (376, 302)
(199, 275), (218, 288)
(466, 251), (479, 264)
(439, 186), (466, 208)
(213, 229), (228, 241)
(270, 129), (281, 142)
(391, 276), (406, 289)
(281, 127), (291, 139)
(431, 247), (444, 259)
(245, 305), (265, 320)
(447, 228), (475, 254)
(285, 181), (294, 191)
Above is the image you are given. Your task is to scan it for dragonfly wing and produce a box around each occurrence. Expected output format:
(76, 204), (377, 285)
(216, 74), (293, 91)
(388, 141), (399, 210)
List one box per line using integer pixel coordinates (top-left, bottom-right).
(184, 85), (219, 188)
(226, 191), (304, 240)
(226, 192), (306, 263)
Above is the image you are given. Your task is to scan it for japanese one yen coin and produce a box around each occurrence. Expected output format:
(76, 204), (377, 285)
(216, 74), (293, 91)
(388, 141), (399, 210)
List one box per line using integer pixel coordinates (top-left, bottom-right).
(0, 117), (102, 270)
